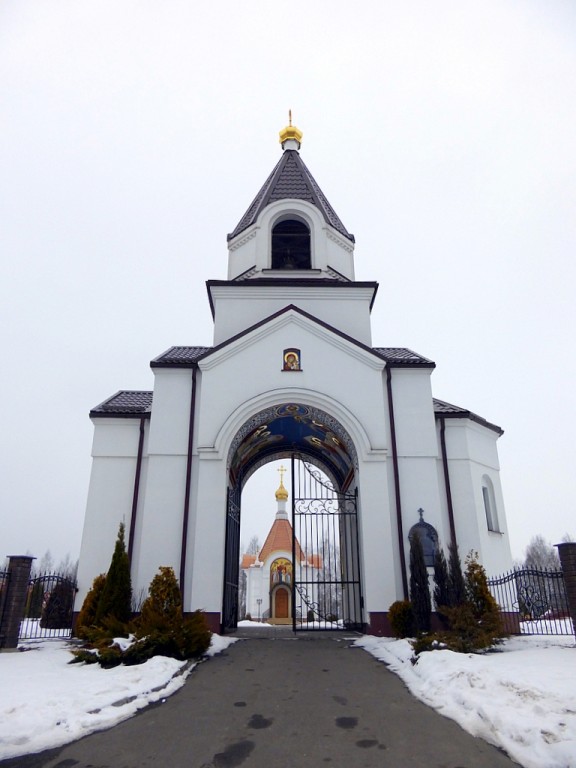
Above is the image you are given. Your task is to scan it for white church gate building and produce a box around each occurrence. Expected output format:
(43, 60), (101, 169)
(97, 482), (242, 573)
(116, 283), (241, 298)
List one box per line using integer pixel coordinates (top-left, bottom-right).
(77, 119), (512, 635)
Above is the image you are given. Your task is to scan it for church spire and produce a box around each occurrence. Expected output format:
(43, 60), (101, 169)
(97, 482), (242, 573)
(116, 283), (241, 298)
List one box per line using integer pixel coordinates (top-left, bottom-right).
(227, 117), (354, 243)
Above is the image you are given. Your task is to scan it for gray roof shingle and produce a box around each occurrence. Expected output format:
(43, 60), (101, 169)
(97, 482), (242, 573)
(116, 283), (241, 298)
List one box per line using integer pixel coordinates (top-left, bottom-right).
(228, 150), (354, 242)
(91, 390), (153, 417)
(372, 347), (435, 366)
(151, 346), (211, 367)
(433, 397), (503, 435)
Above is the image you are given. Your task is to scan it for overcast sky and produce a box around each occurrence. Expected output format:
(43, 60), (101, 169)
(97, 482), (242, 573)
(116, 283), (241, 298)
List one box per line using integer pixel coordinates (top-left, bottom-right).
(1, 0), (575, 568)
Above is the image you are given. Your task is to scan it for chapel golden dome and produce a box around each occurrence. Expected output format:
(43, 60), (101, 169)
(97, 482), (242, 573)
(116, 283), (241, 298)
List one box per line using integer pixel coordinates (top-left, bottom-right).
(275, 478), (289, 502)
(275, 465), (289, 501)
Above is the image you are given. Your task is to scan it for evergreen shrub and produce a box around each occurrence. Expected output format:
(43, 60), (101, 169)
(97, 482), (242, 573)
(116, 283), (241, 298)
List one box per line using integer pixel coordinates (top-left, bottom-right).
(411, 550), (505, 655)
(409, 533), (431, 633)
(388, 600), (415, 638)
(41, 580), (75, 629)
(70, 565), (212, 668)
(25, 581), (44, 619)
(75, 573), (106, 640)
(95, 523), (132, 626)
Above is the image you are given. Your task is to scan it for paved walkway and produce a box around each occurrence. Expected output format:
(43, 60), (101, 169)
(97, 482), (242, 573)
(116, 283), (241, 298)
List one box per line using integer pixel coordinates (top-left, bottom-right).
(3, 632), (517, 768)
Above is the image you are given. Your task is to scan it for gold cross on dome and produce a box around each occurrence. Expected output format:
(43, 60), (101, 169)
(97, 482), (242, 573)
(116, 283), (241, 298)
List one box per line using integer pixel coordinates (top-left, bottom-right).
(278, 465), (287, 483)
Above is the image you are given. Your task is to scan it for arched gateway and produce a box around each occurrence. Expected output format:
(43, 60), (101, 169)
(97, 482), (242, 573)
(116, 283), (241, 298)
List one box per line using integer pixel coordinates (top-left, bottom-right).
(223, 403), (363, 632)
(76, 118), (513, 636)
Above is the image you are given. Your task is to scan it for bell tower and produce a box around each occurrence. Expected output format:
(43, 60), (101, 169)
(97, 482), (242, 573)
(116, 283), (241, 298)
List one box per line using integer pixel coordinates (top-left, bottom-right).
(208, 117), (378, 346)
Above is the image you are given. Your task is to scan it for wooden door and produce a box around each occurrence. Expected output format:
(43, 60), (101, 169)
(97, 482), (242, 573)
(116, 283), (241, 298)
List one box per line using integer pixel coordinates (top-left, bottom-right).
(275, 588), (289, 618)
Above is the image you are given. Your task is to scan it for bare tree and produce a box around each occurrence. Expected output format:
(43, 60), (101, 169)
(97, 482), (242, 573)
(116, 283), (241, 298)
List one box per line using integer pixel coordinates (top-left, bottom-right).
(524, 535), (560, 570)
(246, 535), (260, 555)
(56, 554), (78, 580)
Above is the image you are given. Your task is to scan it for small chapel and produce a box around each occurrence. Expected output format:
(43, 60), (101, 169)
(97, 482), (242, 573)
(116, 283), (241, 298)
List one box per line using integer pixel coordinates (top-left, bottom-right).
(241, 467), (321, 625)
(76, 117), (513, 635)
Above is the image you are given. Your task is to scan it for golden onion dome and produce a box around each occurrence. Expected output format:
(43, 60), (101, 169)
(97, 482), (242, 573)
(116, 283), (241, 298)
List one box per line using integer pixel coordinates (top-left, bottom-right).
(275, 465), (289, 501)
(275, 478), (289, 502)
(279, 110), (303, 148)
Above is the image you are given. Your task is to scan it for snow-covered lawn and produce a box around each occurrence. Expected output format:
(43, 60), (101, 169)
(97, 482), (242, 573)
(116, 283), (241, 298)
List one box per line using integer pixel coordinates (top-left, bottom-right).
(1, 633), (575, 766)
(355, 634), (576, 768)
(0, 634), (237, 761)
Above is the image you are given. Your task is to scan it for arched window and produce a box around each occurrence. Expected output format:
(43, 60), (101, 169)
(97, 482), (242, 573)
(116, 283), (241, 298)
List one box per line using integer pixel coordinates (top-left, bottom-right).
(271, 219), (311, 270)
(482, 475), (500, 532)
(408, 509), (438, 567)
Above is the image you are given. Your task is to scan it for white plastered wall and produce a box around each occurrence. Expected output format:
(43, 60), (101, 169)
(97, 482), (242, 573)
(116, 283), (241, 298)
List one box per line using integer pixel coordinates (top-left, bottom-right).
(388, 368), (446, 583)
(210, 284), (375, 347)
(75, 418), (148, 608)
(131, 368), (193, 596)
(439, 419), (512, 575)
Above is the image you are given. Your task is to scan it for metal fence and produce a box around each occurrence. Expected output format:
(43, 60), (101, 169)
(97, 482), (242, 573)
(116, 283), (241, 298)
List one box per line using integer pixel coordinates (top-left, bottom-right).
(488, 567), (573, 637)
(0, 569), (9, 640)
(19, 572), (78, 640)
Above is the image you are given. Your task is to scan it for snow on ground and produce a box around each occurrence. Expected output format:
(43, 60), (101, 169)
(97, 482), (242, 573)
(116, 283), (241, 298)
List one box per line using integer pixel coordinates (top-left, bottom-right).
(355, 634), (576, 768)
(0, 634), (238, 761)
(2, 630), (575, 766)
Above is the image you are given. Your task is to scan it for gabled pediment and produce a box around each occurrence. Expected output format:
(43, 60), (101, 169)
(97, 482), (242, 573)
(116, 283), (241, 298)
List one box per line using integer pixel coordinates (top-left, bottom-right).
(196, 304), (386, 372)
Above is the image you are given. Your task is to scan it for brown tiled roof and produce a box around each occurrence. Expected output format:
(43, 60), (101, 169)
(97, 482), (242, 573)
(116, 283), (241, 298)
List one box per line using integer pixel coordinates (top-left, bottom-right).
(90, 390), (153, 418)
(228, 150), (354, 242)
(433, 398), (504, 435)
(240, 554), (258, 569)
(307, 553), (323, 569)
(259, 519), (304, 563)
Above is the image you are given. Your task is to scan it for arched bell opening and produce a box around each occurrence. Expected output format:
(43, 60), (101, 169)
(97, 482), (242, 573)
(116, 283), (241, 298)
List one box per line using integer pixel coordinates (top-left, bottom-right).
(222, 403), (364, 633)
(271, 218), (311, 270)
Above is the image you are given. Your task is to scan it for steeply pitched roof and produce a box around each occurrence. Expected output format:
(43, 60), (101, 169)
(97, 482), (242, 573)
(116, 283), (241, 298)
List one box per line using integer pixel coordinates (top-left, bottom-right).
(258, 519), (304, 563)
(433, 397), (504, 435)
(228, 150), (354, 242)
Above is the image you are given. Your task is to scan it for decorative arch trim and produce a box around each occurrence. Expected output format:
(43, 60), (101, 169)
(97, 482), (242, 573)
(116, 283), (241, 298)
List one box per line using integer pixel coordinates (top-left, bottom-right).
(211, 387), (375, 466)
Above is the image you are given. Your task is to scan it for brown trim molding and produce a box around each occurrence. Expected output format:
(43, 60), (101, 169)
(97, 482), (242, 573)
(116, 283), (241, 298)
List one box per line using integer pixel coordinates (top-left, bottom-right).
(385, 367), (408, 599)
(180, 366), (197, 602)
(128, 416), (146, 563)
(439, 417), (458, 546)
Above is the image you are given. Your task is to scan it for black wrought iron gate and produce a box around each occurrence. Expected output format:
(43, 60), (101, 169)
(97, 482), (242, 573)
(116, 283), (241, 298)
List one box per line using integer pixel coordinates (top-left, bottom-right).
(222, 484), (241, 632)
(291, 456), (364, 631)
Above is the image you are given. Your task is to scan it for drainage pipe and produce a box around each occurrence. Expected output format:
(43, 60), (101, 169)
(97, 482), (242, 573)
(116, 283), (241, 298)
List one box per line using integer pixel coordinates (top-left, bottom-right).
(385, 366), (409, 599)
(439, 416), (458, 546)
(180, 366), (198, 602)
(128, 415), (146, 563)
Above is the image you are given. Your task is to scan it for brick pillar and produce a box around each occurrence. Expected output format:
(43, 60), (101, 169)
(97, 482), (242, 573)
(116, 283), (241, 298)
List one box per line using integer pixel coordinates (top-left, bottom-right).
(556, 542), (576, 636)
(0, 556), (35, 650)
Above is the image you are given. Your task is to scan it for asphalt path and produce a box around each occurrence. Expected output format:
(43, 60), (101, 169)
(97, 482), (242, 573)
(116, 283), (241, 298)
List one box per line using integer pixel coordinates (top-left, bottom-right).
(1, 632), (518, 768)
